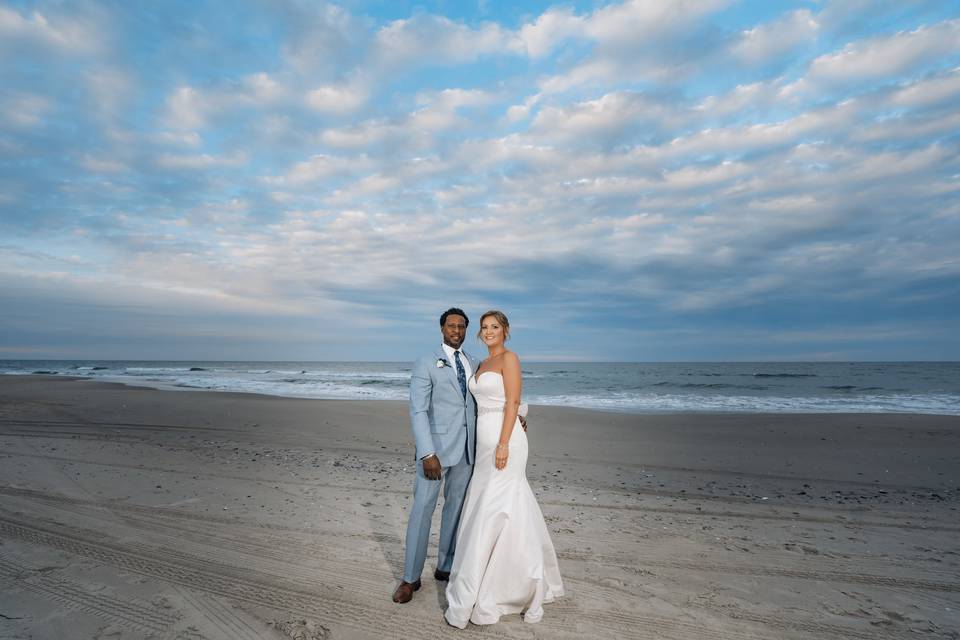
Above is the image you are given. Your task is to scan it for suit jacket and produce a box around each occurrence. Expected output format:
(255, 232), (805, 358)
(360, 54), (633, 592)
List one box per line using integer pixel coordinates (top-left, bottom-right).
(409, 346), (478, 467)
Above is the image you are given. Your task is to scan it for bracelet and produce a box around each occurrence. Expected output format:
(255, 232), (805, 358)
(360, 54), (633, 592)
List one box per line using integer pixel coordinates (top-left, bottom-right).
(495, 443), (509, 451)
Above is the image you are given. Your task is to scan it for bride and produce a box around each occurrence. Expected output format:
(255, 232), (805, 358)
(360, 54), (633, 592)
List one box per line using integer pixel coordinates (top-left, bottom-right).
(444, 310), (564, 628)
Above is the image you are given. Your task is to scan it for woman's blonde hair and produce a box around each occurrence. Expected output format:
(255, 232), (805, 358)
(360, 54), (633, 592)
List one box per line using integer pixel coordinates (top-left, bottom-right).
(477, 309), (510, 341)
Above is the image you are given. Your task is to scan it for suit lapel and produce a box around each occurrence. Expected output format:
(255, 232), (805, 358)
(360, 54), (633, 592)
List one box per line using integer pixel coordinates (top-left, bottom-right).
(436, 346), (462, 396)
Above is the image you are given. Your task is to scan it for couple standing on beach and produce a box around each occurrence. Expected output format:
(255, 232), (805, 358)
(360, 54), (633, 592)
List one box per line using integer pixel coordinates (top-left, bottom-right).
(392, 308), (564, 628)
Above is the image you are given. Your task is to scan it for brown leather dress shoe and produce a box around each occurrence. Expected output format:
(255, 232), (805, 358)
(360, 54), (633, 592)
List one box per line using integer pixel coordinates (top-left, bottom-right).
(434, 569), (450, 581)
(392, 580), (421, 603)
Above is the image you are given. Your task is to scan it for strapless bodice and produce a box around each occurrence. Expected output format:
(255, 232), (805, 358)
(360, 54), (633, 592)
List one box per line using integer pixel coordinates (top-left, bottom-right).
(468, 371), (506, 409)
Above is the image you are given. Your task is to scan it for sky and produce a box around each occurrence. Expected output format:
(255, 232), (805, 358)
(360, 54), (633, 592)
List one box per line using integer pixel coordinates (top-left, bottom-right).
(1, 0), (959, 362)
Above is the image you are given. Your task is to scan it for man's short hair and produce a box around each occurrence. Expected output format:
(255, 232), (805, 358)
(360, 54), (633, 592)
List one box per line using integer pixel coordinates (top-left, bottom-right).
(440, 307), (469, 327)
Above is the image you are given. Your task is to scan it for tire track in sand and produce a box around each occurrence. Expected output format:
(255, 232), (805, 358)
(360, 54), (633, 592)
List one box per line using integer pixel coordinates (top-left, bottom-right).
(0, 552), (177, 635)
(4, 484), (957, 594)
(0, 512), (819, 640)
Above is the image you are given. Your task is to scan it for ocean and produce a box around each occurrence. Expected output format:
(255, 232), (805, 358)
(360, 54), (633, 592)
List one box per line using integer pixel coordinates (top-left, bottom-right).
(2, 360), (959, 415)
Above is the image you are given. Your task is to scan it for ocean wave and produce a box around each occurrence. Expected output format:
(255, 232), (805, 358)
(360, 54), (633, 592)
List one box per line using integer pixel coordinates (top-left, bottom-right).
(359, 379), (407, 386)
(105, 373), (408, 401)
(747, 373), (819, 378)
(528, 393), (960, 415)
(298, 370), (410, 380)
(651, 381), (770, 391)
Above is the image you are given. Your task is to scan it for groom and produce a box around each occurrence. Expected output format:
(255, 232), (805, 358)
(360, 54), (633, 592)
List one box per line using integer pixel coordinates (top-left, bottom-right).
(392, 307), (478, 604)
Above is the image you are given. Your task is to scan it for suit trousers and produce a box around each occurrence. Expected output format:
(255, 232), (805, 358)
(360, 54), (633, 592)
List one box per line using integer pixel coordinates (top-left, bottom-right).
(402, 446), (473, 583)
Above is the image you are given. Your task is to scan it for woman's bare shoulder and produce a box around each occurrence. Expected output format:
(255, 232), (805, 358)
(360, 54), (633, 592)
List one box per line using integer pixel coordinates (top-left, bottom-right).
(500, 350), (520, 369)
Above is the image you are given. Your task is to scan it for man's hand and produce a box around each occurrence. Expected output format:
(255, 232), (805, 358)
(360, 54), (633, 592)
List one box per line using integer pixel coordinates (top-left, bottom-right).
(519, 416), (528, 432)
(422, 454), (442, 480)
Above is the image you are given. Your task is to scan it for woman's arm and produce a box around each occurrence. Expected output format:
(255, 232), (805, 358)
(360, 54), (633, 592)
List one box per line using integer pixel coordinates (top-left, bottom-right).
(495, 352), (522, 470)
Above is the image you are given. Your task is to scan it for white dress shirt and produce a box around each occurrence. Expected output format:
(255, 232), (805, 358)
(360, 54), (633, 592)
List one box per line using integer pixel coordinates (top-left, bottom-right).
(442, 343), (472, 380)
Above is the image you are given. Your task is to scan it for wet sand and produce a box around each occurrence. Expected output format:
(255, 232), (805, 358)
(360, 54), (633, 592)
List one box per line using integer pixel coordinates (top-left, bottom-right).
(0, 375), (958, 639)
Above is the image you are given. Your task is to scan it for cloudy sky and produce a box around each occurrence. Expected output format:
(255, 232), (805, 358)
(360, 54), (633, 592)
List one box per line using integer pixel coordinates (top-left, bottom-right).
(1, 1), (958, 362)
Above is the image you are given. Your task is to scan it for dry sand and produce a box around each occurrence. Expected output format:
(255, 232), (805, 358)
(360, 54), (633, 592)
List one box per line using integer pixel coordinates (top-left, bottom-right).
(0, 375), (957, 639)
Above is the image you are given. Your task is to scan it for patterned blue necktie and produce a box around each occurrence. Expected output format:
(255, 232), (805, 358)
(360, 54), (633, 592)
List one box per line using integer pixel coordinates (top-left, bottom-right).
(454, 351), (467, 398)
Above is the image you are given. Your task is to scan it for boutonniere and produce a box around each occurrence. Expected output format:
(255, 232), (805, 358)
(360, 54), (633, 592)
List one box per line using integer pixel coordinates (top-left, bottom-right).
(436, 359), (450, 368)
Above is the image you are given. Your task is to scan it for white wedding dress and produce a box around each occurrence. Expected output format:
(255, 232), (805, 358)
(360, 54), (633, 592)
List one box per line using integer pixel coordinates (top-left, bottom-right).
(444, 371), (564, 628)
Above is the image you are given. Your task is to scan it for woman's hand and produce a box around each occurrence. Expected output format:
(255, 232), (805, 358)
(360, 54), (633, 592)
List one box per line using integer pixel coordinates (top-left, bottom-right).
(495, 443), (509, 470)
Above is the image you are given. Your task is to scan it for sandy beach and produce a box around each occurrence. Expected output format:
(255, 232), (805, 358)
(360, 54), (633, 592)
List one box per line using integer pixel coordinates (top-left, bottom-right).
(0, 375), (957, 639)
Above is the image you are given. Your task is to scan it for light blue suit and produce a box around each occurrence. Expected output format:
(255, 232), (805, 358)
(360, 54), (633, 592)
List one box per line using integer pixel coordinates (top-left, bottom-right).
(402, 346), (478, 583)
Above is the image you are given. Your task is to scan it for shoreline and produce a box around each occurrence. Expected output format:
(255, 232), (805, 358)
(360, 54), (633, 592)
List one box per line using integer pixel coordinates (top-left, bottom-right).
(0, 375), (957, 638)
(6, 373), (960, 417)
(4, 360), (958, 416)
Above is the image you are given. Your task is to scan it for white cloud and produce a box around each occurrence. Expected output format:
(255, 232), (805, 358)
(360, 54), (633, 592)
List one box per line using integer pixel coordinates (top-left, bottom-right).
(242, 72), (289, 104)
(844, 143), (950, 184)
(668, 98), (862, 157)
(531, 90), (680, 143)
(518, 7), (585, 58)
(732, 9), (819, 64)
(888, 67), (960, 108)
(264, 154), (372, 187)
(156, 151), (248, 170)
(162, 72), (293, 130)
(663, 160), (750, 188)
(318, 119), (397, 149)
(584, 0), (728, 46)
(535, 0), (731, 93)
(416, 88), (492, 110)
(0, 91), (52, 128)
(0, 6), (99, 53)
(163, 86), (208, 130)
(373, 14), (519, 66)
(279, 3), (365, 75)
(504, 93), (542, 123)
(805, 19), (960, 84)
(325, 174), (402, 205)
(539, 58), (621, 94)
(408, 88), (495, 131)
(316, 88), (496, 149)
(696, 81), (783, 118)
(854, 109), (960, 143)
(305, 82), (368, 114)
